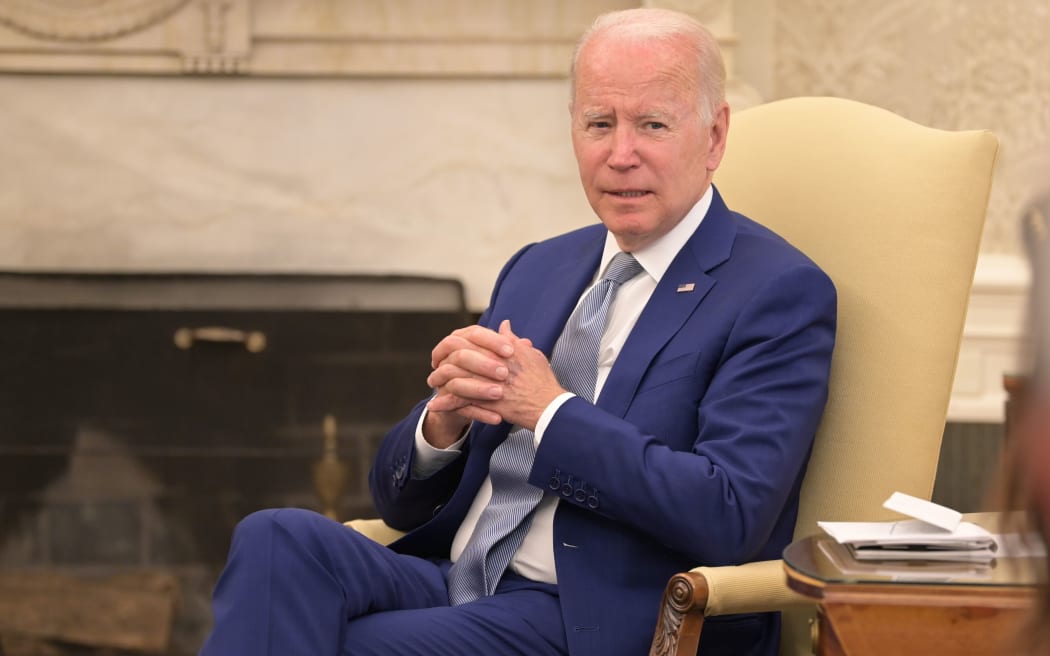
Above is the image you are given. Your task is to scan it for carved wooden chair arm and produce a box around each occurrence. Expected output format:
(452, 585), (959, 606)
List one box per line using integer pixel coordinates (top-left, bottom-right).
(649, 560), (812, 656)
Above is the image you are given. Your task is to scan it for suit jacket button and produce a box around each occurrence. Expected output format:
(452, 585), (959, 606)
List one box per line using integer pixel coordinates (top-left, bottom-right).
(586, 495), (599, 509)
(549, 469), (562, 490)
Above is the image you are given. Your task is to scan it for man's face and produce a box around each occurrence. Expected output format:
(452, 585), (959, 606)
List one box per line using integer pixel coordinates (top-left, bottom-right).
(571, 35), (728, 252)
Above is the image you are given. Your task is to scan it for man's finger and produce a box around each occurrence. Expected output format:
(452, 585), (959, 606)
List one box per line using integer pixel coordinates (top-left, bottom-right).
(455, 404), (503, 426)
(431, 326), (514, 369)
(431, 348), (510, 384)
(426, 392), (470, 413)
(441, 376), (504, 403)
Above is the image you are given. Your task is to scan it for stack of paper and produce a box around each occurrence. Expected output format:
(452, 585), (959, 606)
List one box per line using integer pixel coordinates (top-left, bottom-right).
(818, 492), (998, 563)
(816, 539), (994, 582)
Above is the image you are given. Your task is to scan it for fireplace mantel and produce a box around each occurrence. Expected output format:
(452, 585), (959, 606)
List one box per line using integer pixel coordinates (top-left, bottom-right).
(0, 271), (466, 312)
(0, 0), (750, 80)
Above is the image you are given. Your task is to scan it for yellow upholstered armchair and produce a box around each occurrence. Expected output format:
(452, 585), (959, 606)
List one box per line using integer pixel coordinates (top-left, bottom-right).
(349, 97), (999, 656)
(648, 97), (998, 656)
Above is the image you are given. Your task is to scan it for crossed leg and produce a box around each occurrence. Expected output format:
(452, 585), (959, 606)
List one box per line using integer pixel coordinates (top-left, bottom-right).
(200, 508), (566, 656)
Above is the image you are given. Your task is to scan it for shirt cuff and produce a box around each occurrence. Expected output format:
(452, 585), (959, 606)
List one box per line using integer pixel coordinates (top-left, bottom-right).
(533, 392), (576, 447)
(412, 408), (467, 479)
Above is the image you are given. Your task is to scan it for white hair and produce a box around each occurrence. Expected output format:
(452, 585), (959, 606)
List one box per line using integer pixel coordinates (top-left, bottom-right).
(570, 7), (726, 125)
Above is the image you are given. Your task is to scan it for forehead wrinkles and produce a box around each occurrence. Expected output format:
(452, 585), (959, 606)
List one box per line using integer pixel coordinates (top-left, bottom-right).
(573, 41), (700, 116)
(575, 71), (698, 121)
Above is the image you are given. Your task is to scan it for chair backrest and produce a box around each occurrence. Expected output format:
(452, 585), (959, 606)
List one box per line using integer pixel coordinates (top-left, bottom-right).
(713, 96), (998, 655)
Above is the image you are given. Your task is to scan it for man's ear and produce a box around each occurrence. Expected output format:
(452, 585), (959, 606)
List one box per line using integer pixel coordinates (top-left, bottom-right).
(706, 102), (730, 172)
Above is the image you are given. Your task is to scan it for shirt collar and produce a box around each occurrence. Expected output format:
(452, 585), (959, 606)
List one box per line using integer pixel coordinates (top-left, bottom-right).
(599, 185), (713, 283)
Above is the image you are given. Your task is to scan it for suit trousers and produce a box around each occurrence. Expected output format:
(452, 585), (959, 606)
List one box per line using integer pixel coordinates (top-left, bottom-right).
(199, 508), (567, 656)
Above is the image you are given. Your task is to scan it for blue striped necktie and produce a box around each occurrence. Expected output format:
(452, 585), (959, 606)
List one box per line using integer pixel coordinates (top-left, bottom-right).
(447, 252), (644, 605)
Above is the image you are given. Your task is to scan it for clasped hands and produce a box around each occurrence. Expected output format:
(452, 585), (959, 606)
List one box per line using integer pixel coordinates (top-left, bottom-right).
(423, 320), (566, 448)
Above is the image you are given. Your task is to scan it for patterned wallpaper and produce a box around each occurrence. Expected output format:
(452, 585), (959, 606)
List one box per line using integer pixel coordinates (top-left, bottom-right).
(774, 0), (1050, 256)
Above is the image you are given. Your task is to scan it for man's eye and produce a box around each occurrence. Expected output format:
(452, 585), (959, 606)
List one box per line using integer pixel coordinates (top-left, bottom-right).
(590, 121), (611, 129)
(646, 122), (667, 130)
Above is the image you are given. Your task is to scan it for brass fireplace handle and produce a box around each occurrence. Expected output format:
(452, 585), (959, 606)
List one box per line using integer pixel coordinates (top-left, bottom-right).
(173, 326), (267, 353)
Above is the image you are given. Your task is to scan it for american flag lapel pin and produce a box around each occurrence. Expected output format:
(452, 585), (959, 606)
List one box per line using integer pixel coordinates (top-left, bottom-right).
(676, 283), (696, 293)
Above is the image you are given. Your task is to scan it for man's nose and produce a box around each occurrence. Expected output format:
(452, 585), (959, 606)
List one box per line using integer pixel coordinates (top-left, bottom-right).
(607, 127), (640, 169)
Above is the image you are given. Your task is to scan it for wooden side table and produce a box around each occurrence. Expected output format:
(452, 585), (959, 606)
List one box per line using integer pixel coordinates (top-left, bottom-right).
(783, 514), (1043, 656)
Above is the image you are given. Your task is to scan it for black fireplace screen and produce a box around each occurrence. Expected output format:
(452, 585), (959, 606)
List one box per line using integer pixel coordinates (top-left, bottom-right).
(0, 272), (472, 654)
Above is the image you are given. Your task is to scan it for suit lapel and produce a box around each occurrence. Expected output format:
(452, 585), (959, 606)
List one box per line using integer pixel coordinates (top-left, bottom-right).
(596, 189), (738, 417)
(519, 234), (604, 356)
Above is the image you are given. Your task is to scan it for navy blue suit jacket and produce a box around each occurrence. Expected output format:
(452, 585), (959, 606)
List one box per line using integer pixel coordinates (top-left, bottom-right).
(370, 189), (837, 656)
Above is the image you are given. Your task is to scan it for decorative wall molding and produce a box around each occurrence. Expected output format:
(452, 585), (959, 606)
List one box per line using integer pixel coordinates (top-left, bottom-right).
(0, 0), (190, 42)
(949, 254), (1029, 423)
(0, 0), (756, 92)
(0, 0), (251, 75)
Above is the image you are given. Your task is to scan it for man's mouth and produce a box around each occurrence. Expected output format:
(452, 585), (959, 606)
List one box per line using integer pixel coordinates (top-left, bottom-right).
(609, 190), (650, 198)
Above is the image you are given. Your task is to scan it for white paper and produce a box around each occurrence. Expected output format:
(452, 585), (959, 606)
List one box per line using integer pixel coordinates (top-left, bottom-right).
(882, 491), (962, 531)
(817, 540), (994, 579)
(847, 543), (996, 563)
(817, 519), (996, 551)
(817, 493), (997, 563)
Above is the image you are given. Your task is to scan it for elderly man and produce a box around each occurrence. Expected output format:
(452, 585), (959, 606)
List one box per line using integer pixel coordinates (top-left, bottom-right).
(201, 7), (836, 656)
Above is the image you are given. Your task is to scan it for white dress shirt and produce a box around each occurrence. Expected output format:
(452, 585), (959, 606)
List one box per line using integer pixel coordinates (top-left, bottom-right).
(412, 187), (713, 584)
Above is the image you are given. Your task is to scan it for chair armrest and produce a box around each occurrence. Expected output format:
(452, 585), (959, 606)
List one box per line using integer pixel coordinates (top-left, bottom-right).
(649, 559), (812, 656)
(344, 518), (406, 546)
(699, 559), (811, 615)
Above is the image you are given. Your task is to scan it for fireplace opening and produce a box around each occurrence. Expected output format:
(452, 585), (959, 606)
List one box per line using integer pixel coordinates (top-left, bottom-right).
(0, 271), (472, 655)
